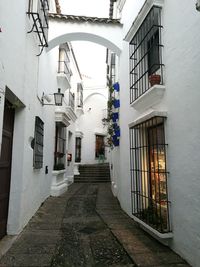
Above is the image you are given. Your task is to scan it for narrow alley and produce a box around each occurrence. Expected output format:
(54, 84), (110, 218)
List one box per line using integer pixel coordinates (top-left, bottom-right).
(0, 182), (189, 267)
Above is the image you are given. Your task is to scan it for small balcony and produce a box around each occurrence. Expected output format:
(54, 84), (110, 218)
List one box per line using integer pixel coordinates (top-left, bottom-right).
(57, 60), (72, 89)
(64, 90), (77, 122)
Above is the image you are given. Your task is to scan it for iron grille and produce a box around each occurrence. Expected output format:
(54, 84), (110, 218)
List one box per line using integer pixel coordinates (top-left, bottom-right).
(129, 6), (164, 104)
(130, 116), (171, 233)
(33, 116), (44, 169)
(69, 92), (75, 110)
(54, 125), (66, 167)
(27, 0), (49, 56)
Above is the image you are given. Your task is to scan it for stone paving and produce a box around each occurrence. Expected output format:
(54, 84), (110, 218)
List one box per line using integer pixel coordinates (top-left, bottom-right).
(0, 183), (190, 267)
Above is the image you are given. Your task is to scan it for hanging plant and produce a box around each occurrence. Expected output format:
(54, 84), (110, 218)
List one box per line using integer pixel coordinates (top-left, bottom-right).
(107, 98), (114, 110)
(109, 85), (114, 94)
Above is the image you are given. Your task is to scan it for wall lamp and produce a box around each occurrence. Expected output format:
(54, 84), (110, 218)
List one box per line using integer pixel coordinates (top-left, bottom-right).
(42, 88), (64, 106)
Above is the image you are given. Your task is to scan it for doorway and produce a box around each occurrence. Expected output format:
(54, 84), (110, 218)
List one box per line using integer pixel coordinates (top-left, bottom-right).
(0, 100), (15, 239)
(95, 135), (105, 158)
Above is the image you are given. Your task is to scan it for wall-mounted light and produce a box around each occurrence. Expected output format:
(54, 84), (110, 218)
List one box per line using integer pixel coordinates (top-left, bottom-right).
(54, 88), (64, 106)
(42, 88), (64, 106)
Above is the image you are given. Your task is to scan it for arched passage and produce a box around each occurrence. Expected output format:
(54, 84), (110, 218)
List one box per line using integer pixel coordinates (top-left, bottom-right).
(47, 32), (121, 56)
(47, 14), (123, 55)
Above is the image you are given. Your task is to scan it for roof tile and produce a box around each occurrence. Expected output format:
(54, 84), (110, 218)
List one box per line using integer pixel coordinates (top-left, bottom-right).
(49, 13), (121, 24)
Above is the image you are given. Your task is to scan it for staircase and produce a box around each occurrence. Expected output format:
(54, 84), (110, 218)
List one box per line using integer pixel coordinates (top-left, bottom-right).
(74, 163), (111, 183)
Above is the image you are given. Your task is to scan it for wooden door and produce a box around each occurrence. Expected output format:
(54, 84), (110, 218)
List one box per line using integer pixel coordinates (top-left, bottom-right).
(0, 100), (15, 239)
(95, 135), (105, 158)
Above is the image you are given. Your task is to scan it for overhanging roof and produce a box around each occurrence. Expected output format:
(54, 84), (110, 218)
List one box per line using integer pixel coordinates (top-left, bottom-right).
(49, 13), (121, 25)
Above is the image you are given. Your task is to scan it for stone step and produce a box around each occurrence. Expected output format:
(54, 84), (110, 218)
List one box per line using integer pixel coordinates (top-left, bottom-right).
(76, 163), (111, 183)
(74, 179), (110, 183)
(76, 172), (110, 177)
(74, 175), (110, 180)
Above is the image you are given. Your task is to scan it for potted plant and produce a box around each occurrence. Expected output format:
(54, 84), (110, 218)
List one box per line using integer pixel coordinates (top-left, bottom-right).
(149, 74), (161, 87)
(53, 163), (65, 170)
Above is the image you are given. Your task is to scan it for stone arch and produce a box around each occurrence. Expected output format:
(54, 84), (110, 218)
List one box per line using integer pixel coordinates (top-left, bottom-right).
(47, 32), (121, 56)
(84, 92), (107, 104)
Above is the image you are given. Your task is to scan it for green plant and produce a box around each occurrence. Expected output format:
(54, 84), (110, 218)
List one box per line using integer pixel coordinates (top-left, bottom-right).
(107, 98), (114, 109)
(138, 205), (166, 229)
(53, 163), (65, 170)
(109, 85), (114, 94)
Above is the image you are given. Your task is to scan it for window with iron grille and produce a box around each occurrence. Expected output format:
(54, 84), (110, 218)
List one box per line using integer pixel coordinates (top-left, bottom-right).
(54, 125), (66, 169)
(129, 6), (163, 104)
(130, 116), (170, 233)
(58, 46), (71, 80)
(75, 137), (82, 163)
(33, 116), (44, 169)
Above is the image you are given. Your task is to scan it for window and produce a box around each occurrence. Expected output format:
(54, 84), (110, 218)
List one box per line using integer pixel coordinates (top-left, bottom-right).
(77, 83), (83, 108)
(147, 29), (160, 75)
(58, 46), (71, 81)
(130, 116), (170, 233)
(129, 6), (163, 103)
(33, 116), (44, 169)
(95, 135), (105, 158)
(75, 137), (82, 162)
(111, 53), (116, 84)
(54, 125), (66, 170)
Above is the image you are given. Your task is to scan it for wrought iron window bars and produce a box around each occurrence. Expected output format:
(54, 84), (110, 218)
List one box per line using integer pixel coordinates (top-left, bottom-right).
(129, 6), (164, 103)
(27, 0), (49, 56)
(130, 116), (171, 233)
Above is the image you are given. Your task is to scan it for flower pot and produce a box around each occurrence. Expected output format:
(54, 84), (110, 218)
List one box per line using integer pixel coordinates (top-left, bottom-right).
(112, 112), (119, 122)
(149, 74), (161, 87)
(112, 136), (120, 146)
(113, 99), (120, 108)
(114, 128), (120, 137)
(113, 82), (120, 92)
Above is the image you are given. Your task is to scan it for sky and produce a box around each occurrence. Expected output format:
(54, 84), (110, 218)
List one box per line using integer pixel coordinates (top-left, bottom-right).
(59, 0), (110, 17)
(72, 41), (107, 88)
(59, 0), (110, 88)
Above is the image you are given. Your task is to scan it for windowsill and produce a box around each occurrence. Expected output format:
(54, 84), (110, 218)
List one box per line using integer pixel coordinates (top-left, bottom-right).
(132, 215), (173, 239)
(131, 84), (165, 111)
(52, 169), (66, 175)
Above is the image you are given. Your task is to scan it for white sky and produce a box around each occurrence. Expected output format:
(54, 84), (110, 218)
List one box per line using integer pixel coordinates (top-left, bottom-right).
(59, 0), (109, 88)
(72, 41), (107, 88)
(59, 0), (110, 17)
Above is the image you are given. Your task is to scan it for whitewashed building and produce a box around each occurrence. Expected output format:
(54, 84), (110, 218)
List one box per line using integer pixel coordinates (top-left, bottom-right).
(0, 0), (200, 266)
(0, 0), (83, 240)
(107, 0), (200, 266)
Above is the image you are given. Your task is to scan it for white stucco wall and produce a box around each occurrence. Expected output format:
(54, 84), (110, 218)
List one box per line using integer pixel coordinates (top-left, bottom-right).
(78, 89), (108, 164)
(1, 0), (199, 265)
(0, 0), (59, 234)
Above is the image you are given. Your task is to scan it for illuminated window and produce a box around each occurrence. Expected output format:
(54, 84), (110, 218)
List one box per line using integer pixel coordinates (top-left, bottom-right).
(130, 116), (170, 233)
